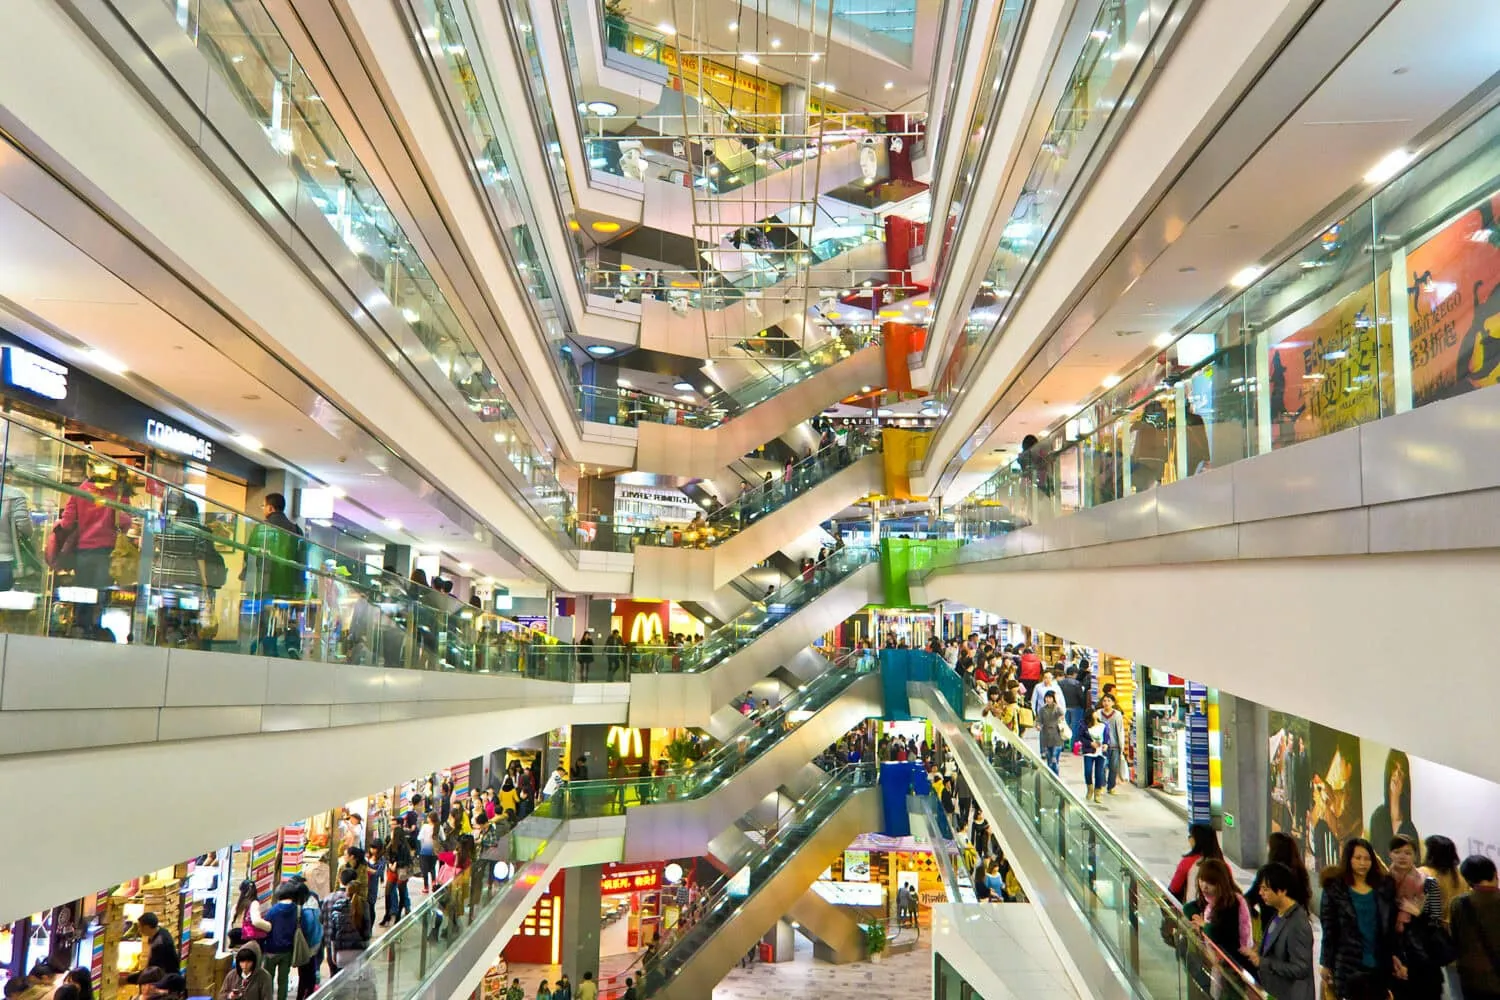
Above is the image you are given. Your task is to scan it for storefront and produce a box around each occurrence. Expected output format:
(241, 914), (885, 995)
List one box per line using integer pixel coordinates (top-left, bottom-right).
(812, 833), (949, 927)
(1138, 669), (1220, 825)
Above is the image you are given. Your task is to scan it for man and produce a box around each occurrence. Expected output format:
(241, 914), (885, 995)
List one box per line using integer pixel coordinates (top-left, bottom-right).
(243, 492), (305, 657)
(1241, 862), (1313, 1000)
(153, 974), (189, 1000)
(621, 977), (638, 1000)
(574, 755), (590, 781)
(1098, 695), (1126, 794)
(606, 629), (625, 678)
(1059, 666), (1087, 753)
(24, 964), (60, 991)
(1030, 669), (1065, 722)
(578, 971), (598, 1000)
(1452, 854), (1500, 1000)
(136, 913), (181, 975)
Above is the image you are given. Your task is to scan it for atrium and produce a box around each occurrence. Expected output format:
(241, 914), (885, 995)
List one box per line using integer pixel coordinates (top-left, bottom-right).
(0, 0), (1497, 997)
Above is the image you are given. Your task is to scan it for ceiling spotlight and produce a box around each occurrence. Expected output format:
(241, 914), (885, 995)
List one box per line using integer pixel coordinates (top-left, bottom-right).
(1229, 266), (1262, 288)
(616, 377), (632, 387)
(742, 53), (759, 65)
(584, 100), (618, 116)
(656, 22), (675, 35)
(673, 381), (694, 391)
(727, 19), (737, 30)
(770, 37), (781, 48)
(1101, 374), (1123, 389)
(884, 81), (894, 90)
(585, 344), (617, 356)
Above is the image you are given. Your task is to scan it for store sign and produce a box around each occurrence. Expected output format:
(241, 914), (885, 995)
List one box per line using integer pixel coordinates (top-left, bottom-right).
(628, 611), (665, 645)
(145, 418), (214, 461)
(3, 346), (69, 400)
(600, 863), (661, 893)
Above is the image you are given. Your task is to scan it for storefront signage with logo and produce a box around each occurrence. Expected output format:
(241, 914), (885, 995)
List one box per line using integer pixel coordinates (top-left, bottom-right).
(145, 418), (215, 461)
(2, 346), (69, 400)
(600, 862), (661, 893)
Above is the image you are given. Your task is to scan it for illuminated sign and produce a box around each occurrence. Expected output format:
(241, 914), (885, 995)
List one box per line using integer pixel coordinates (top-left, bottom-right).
(145, 418), (214, 462)
(2, 347), (68, 400)
(600, 863), (661, 894)
(628, 611), (664, 644)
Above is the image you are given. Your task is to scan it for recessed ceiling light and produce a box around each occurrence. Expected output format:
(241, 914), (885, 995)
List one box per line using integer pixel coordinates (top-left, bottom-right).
(656, 22), (675, 35)
(584, 100), (618, 116)
(591, 220), (621, 233)
(1101, 374), (1123, 389)
(383, 518), (403, 531)
(586, 344), (617, 356)
(770, 37), (781, 48)
(87, 349), (129, 375)
(702, 386), (714, 394)
(1153, 333), (1175, 348)
(1365, 148), (1414, 184)
(232, 433), (263, 452)
(1229, 266), (1262, 288)
(673, 381), (694, 391)
(727, 19), (738, 30)
(883, 81), (894, 90)
(742, 53), (759, 65)
(616, 377), (632, 387)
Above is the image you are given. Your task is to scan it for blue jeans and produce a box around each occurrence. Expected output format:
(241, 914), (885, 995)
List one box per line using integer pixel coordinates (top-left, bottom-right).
(1044, 746), (1062, 774)
(1106, 749), (1122, 791)
(1083, 755), (1106, 788)
(1065, 708), (1085, 750)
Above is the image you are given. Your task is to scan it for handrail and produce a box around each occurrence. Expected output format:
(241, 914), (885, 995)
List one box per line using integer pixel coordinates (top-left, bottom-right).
(0, 415), (571, 674)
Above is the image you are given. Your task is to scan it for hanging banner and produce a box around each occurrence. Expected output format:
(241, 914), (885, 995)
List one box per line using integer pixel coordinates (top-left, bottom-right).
(279, 825), (306, 880)
(1405, 188), (1500, 406)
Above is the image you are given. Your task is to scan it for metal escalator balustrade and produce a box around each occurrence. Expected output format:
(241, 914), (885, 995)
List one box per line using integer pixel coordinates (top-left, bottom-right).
(146, 0), (580, 548)
(312, 818), (564, 1000)
(526, 543), (877, 677)
(916, 657), (1268, 999)
(0, 416), (573, 676)
(532, 648), (878, 820)
(639, 762), (880, 996)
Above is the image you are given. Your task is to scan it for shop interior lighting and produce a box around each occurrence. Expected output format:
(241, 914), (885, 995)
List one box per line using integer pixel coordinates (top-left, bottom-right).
(586, 344), (617, 356)
(584, 100), (619, 116)
(673, 381), (695, 391)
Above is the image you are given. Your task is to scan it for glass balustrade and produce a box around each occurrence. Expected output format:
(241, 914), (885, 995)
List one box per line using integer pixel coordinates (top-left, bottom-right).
(160, 0), (579, 548)
(0, 416), (584, 677)
(534, 648), (877, 819)
(639, 763), (878, 994)
(525, 545), (877, 678)
(948, 96), (1500, 552)
(936, 0), (1182, 404)
(925, 659), (1266, 998)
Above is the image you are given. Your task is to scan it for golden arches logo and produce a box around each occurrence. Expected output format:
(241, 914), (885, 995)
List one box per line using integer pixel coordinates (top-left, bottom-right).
(628, 611), (665, 645)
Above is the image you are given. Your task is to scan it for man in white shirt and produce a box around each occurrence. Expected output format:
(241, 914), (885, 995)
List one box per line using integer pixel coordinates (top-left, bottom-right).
(1030, 670), (1066, 722)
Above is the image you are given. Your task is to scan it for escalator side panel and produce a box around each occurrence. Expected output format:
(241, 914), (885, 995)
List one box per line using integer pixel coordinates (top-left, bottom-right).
(655, 788), (883, 1000)
(910, 690), (1128, 1000)
(788, 891), (867, 964)
(634, 347), (884, 479)
(628, 562), (883, 729)
(621, 673), (882, 861)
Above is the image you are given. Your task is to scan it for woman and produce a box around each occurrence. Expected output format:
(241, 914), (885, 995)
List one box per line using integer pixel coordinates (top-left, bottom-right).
(219, 943), (273, 1000)
(553, 974), (572, 1000)
(1082, 708), (1108, 803)
(1244, 831), (1313, 931)
(1368, 751), (1420, 863)
(985, 859), (1008, 902)
(1038, 691), (1066, 775)
(231, 879), (267, 947)
(417, 812), (439, 893)
(536, 981), (552, 1000)
(1420, 834), (1468, 1000)
(1321, 837), (1391, 999)
(437, 835), (474, 941)
(1169, 824), (1224, 904)
(1385, 834), (1449, 999)
(1186, 859), (1253, 973)
(0, 482), (34, 593)
(64, 968), (94, 1000)
(384, 825), (414, 925)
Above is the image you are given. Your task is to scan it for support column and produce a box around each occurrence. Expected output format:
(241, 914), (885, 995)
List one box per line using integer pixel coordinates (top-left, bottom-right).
(780, 84), (808, 150)
(570, 724), (610, 782)
(561, 864), (603, 984)
(1221, 694), (1269, 868)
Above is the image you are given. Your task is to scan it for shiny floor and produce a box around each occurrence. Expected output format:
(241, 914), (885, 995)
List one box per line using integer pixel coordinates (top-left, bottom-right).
(713, 935), (931, 1000)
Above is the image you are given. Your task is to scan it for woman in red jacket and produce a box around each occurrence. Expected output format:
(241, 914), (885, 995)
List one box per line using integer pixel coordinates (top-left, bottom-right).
(56, 476), (132, 631)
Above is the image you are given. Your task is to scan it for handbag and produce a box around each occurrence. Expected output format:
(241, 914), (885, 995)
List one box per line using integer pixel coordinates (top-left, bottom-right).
(110, 533), (141, 585)
(291, 925), (316, 967)
(45, 522), (77, 572)
(1017, 706), (1036, 729)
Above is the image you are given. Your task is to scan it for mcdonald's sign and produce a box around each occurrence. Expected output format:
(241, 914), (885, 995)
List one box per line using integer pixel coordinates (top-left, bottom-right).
(629, 611), (665, 645)
(616, 599), (669, 644)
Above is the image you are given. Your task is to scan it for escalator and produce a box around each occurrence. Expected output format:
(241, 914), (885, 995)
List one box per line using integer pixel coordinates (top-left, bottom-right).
(907, 664), (1269, 1000)
(639, 764), (883, 1000)
(535, 649), (881, 860)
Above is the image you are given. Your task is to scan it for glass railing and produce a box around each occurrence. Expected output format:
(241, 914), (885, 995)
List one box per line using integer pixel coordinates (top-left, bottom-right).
(911, 786), (977, 903)
(935, 0), (1184, 405)
(526, 544), (878, 678)
(639, 762), (879, 994)
(167, 0), (582, 548)
(312, 819), (561, 1000)
(599, 8), (669, 64)
(535, 649), (878, 819)
(0, 416), (589, 678)
(932, 673), (1266, 998)
(951, 95), (1500, 546)
(662, 433), (882, 547)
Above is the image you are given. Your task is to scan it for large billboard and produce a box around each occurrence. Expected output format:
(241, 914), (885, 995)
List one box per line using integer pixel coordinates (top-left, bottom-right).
(1405, 190), (1500, 406)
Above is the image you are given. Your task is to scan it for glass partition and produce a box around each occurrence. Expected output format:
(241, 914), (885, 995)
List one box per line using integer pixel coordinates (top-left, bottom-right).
(0, 416), (569, 675)
(952, 97), (1500, 541)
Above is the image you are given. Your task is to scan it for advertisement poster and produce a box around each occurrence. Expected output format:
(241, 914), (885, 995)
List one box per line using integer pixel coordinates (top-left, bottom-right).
(1405, 189), (1500, 406)
(1267, 279), (1389, 449)
(843, 850), (872, 882)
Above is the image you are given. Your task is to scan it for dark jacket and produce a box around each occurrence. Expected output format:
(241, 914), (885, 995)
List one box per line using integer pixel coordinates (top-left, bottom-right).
(1383, 875), (1449, 994)
(1320, 879), (1392, 998)
(1451, 888), (1500, 997)
(320, 890), (370, 955)
(147, 926), (181, 974)
(1256, 903), (1315, 1000)
(219, 942), (272, 1000)
(261, 901), (299, 955)
(1058, 677), (1085, 709)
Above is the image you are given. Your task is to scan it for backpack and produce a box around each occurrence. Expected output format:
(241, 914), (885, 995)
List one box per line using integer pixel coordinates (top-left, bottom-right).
(204, 545), (228, 588)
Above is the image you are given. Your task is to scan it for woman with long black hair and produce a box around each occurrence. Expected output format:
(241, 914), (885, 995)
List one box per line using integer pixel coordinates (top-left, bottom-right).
(1321, 838), (1391, 999)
